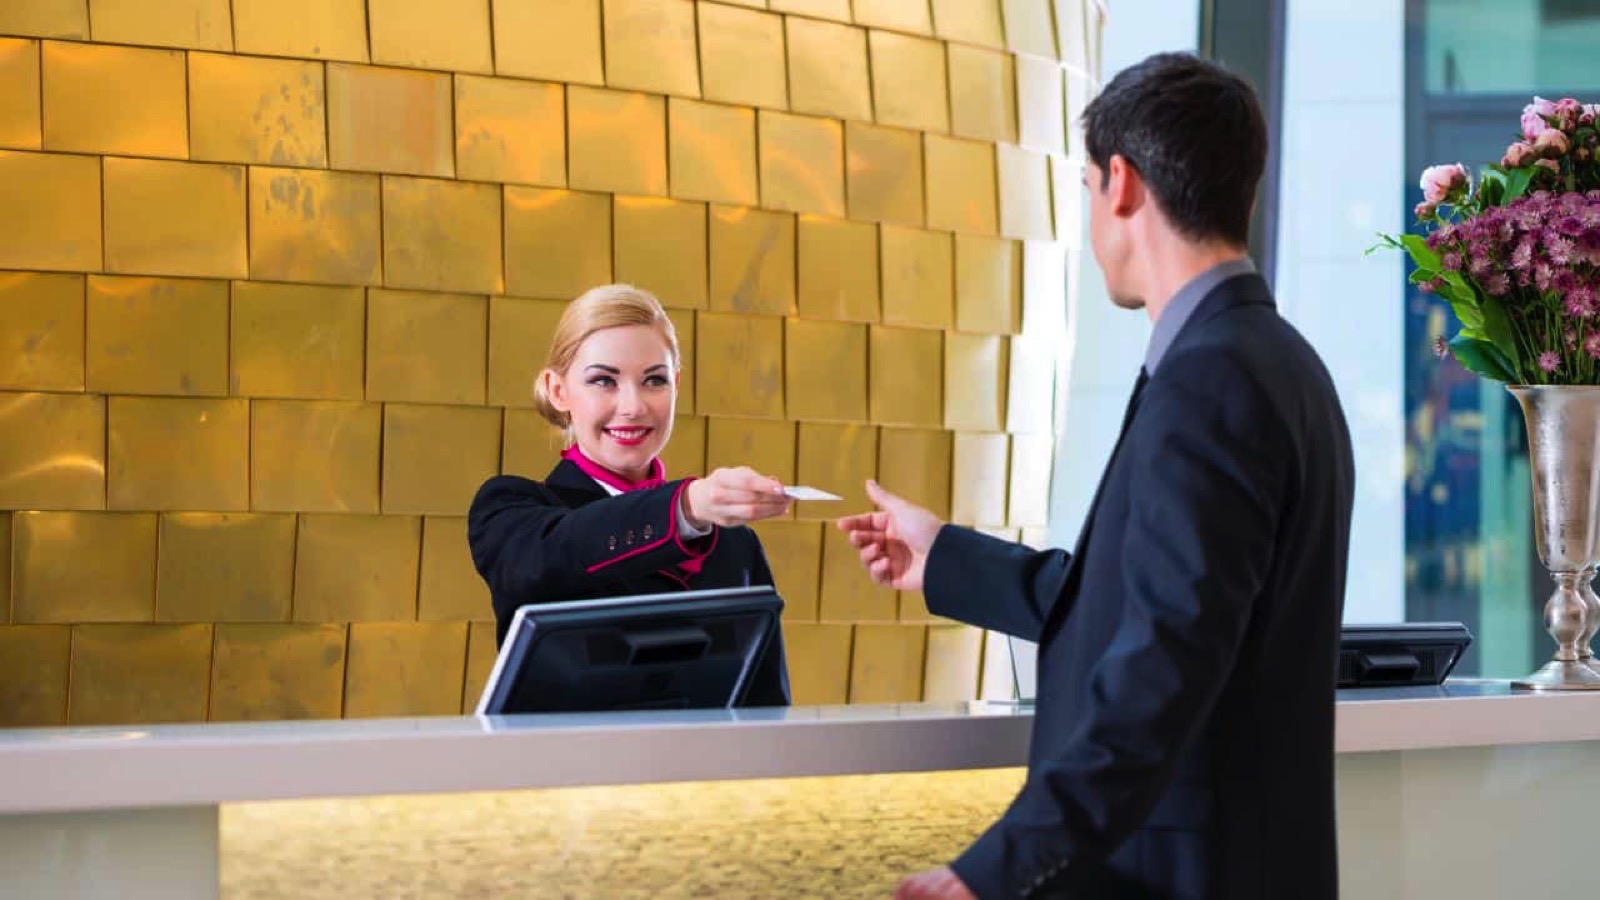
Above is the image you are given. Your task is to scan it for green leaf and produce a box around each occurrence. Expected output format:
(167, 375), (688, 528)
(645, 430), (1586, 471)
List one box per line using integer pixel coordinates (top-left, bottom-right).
(1480, 294), (1522, 373)
(1504, 167), (1535, 203)
(1449, 334), (1515, 382)
(1399, 234), (1441, 271)
(1478, 168), (1505, 207)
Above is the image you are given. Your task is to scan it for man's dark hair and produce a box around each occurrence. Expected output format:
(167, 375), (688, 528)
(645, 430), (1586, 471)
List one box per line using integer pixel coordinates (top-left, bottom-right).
(1082, 52), (1267, 247)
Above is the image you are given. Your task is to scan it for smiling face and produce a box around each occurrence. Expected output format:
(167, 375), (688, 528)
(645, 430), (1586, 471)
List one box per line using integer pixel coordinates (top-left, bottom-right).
(542, 324), (678, 481)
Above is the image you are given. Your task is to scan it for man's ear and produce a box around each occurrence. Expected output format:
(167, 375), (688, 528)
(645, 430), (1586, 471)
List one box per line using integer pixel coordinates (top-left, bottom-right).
(1107, 154), (1145, 218)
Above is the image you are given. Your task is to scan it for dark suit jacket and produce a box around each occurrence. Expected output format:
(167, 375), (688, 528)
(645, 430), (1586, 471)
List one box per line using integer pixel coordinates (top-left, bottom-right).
(466, 459), (790, 706)
(927, 273), (1354, 899)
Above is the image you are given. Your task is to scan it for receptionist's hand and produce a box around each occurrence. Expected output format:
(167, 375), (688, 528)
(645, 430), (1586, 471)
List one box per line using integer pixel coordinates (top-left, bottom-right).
(681, 467), (792, 529)
(894, 866), (975, 899)
(837, 480), (941, 592)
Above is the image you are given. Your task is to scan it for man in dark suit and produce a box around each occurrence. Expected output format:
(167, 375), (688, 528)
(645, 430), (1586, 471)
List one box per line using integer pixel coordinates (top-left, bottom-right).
(839, 53), (1354, 900)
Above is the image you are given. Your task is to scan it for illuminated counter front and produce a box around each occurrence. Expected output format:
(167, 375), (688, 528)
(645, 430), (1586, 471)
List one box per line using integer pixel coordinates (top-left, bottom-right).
(4, 683), (1600, 898)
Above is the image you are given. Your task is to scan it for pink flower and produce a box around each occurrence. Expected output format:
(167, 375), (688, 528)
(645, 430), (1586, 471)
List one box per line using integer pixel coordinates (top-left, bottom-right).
(1584, 104), (1599, 125)
(1539, 351), (1561, 373)
(1523, 109), (1551, 141)
(1535, 129), (1571, 158)
(1528, 97), (1558, 116)
(1503, 142), (1538, 168)
(1584, 332), (1600, 361)
(1420, 163), (1468, 205)
(1536, 159), (1560, 174)
(1433, 336), (1449, 359)
(1484, 273), (1511, 296)
(1414, 200), (1438, 220)
(1555, 98), (1584, 130)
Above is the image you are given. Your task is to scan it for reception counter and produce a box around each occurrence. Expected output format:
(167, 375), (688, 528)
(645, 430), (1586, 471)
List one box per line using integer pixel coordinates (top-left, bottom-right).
(4, 681), (1600, 897)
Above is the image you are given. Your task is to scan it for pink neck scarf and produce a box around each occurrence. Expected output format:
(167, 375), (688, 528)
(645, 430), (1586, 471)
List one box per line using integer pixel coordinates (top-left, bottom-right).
(561, 444), (666, 493)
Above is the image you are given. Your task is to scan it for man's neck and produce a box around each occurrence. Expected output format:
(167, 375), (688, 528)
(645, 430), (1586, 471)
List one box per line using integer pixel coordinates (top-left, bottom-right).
(1138, 241), (1250, 325)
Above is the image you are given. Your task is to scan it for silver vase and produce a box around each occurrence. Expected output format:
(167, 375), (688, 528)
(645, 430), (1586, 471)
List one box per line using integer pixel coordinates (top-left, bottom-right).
(1509, 385), (1600, 691)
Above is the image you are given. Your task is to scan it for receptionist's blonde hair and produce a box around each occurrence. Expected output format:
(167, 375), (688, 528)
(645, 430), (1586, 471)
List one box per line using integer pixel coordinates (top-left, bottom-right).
(531, 284), (681, 429)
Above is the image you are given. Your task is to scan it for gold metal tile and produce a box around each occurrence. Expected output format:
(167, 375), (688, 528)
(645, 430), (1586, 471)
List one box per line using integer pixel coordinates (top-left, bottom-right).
(492, 0), (603, 84)
(0, 392), (104, 509)
(1020, 525), (1047, 549)
(1054, 0), (1089, 71)
(0, 38), (41, 150)
(107, 396), (249, 511)
(188, 53), (325, 167)
(668, 98), (757, 208)
(0, 2), (88, 39)
(1006, 333), (1054, 434)
(68, 623), (212, 725)
(503, 186), (613, 300)
(0, 271), (82, 391)
(456, 74), (565, 187)
(12, 511), (156, 623)
(844, 122), (923, 226)
(658, 414), (706, 478)
(231, 282), (366, 400)
(931, 0), (1003, 47)
(696, 312), (784, 418)
(899, 587), (938, 623)
(567, 85), (668, 196)
(922, 624), (982, 699)
(998, 143), (1054, 240)
(786, 319), (867, 423)
(944, 332), (1007, 431)
(345, 621), (468, 717)
(210, 623), (347, 721)
(955, 234), (1021, 334)
(502, 408), (566, 478)
(156, 513), (295, 622)
(0, 150), (100, 272)
(1051, 152), (1080, 241)
(770, 0), (851, 20)
(0, 514), (9, 622)
(1015, 53), (1065, 155)
(758, 111), (845, 217)
(947, 43), (1016, 144)
(880, 224), (953, 329)
(88, 0), (230, 49)
(603, 0), (699, 98)
(665, 307), (697, 415)
(248, 168), (382, 286)
(368, 0), (493, 73)
(782, 622), (852, 705)
(786, 17), (872, 123)
(86, 275), (229, 396)
(381, 404), (502, 516)
(366, 289), (488, 405)
(925, 134), (998, 235)
(0, 625), (69, 725)
(709, 205), (795, 317)
(1020, 238), (1067, 338)
(1002, 0), (1057, 58)
(868, 31), (948, 134)
(705, 417), (795, 485)
(488, 295), (566, 408)
(852, 0), (932, 34)
(696, 3), (786, 110)
(850, 623), (925, 702)
(382, 176), (504, 295)
(232, 0), (368, 61)
(614, 196), (708, 310)
(419, 517), (491, 622)
(251, 400), (381, 513)
(750, 520), (822, 622)
(42, 41), (186, 158)
(1007, 433), (1051, 527)
(868, 325), (941, 427)
(293, 515), (420, 622)
(327, 63), (453, 177)
(461, 619), (498, 711)
(797, 216), (878, 323)
(950, 431), (1007, 525)
(877, 426), (951, 519)
(103, 158), (247, 279)
(796, 422), (875, 518)
(820, 523), (894, 622)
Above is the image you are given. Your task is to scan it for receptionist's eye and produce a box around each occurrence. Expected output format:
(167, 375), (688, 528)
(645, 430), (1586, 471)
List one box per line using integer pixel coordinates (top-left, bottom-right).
(644, 374), (671, 388)
(586, 375), (616, 388)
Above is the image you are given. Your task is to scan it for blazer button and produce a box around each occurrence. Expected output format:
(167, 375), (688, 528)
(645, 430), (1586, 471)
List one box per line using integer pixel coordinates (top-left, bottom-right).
(607, 536), (617, 552)
(625, 530), (635, 546)
(643, 524), (654, 540)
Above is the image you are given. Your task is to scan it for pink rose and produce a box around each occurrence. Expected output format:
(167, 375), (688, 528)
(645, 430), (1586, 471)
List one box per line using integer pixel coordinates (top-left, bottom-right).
(1502, 141), (1537, 168)
(1414, 200), (1438, 220)
(1529, 97), (1558, 116)
(1535, 129), (1571, 158)
(1419, 163), (1468, 205)
(1584, 104), (1599, 126)
(1536, 158), (1560, 174)
(1521, 109), (1550, 141)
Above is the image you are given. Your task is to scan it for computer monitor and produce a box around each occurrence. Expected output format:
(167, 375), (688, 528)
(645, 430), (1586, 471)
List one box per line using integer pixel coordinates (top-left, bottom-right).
(1338, 622), (1473, 688)
(475, 586), (784, 715)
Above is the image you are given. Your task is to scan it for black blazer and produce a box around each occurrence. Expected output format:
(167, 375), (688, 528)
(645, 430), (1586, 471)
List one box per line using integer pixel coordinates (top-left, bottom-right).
(466, 459), (790, 706)
(928, 273), (1354, 899)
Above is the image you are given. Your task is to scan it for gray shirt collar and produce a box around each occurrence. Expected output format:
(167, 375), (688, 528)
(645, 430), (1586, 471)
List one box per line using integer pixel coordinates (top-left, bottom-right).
(1143, 257), (1257, 373)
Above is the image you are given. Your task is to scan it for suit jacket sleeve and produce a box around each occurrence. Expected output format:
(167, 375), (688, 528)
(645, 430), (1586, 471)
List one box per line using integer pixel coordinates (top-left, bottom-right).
(467, 475), (714, 623)
(923, 527), (1072, 643)
(952, 352), (1289, 898)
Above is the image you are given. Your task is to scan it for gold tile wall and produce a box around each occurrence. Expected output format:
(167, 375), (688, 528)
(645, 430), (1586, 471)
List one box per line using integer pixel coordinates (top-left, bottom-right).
(0, 0), (1101, 725)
